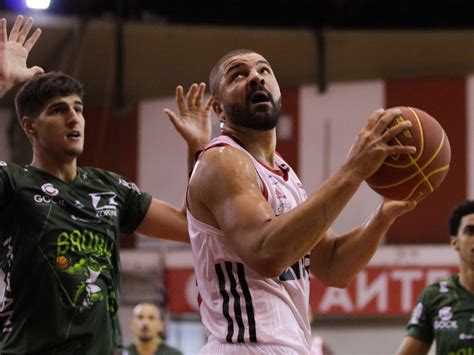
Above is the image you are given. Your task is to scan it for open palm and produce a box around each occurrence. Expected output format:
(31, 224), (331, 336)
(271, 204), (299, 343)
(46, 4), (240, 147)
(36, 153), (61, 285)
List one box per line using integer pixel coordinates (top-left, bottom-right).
(164, 82), (212, 150)
(0, 15), (43, 95)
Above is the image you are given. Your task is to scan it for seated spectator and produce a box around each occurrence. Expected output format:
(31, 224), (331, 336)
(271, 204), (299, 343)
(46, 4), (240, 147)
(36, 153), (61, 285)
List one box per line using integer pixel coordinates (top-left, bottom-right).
(125, 303), (182, 355)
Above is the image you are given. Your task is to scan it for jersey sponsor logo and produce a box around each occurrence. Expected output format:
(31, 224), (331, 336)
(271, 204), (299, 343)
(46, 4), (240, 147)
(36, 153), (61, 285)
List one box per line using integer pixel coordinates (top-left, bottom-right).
(434, 307), (458, 330)
(57, 229), (113, 258)
(33, 194), (65, 206)
(118, 178), (141, 194)
(439, 280), (449, 293)
(56, 230), (115, 313)
(89, 192), (118, 217)
(434, 319), (458, 329)
(0, 161), (6, 167)
(439, 306), (453, 321)
(74, 200), (84, 208)
(56, 254), (110, 312)
(459, 333), (474, 340)
(41, 183), (59, 196)
(448, 346), (474, 355)
(71, 214), (102, 224)
(279, 254), (310, 281)
(409, 302), (423, 324)
(273, 185), (294, 215)
(35, 183), (65, 205)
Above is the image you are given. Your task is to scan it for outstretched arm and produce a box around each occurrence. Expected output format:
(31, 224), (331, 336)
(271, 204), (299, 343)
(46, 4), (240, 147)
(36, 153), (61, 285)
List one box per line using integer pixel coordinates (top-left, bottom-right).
(0, 15), (43, 97)
(135, 198), (189, 243)
(310, 199), (416, 287)
(164, 82), (212, 175)
(134, 84), (213, 244)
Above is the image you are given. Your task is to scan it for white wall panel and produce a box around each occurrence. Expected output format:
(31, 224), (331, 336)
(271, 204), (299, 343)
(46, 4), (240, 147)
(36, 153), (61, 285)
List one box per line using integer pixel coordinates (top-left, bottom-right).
(299, 81), (386, 233)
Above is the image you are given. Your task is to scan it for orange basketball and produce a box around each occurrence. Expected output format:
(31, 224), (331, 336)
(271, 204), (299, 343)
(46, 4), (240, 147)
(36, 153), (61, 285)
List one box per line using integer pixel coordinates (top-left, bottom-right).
(366, 107), (451, 201)
(55, 255), (69, 270)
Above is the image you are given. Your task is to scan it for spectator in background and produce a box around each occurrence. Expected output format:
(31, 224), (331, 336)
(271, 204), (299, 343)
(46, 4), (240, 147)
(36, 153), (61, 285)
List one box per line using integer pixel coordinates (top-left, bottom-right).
(125, 303), (182, 355)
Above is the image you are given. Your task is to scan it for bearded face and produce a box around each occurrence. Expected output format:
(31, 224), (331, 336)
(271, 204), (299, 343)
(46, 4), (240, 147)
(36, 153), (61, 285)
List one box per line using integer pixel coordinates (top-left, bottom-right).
(223, 83), (282, 131)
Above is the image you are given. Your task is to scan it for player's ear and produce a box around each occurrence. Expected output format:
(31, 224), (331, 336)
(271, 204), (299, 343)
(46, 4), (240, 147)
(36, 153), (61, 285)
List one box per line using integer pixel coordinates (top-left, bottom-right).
(212, 98), (225, 120)
(21, 116), (37, 138)
(449, 236), (459, 251)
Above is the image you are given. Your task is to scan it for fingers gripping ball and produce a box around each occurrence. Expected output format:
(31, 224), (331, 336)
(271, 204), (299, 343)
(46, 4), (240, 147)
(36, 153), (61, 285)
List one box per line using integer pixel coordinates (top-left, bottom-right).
(366, 107), (451, 201)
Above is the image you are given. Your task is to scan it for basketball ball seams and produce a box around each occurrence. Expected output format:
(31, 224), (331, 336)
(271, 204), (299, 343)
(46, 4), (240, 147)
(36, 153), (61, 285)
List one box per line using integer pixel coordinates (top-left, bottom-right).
(367, 130), (448, 189)
(382, 107), (424, 168)
(404, 165), (449, 201)
(409, 107), (425, 160)
(366, 106), (451, 201)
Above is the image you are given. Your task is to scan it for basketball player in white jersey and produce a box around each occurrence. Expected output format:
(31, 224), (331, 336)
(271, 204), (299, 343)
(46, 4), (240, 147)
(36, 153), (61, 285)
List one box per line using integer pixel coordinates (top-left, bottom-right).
(168, 49), (418, 354)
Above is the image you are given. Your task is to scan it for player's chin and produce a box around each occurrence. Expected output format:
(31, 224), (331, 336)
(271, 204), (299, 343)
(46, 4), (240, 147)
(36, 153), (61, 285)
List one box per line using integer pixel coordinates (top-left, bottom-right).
(66, 147), (84, 158)
(138, 335), (153, 342)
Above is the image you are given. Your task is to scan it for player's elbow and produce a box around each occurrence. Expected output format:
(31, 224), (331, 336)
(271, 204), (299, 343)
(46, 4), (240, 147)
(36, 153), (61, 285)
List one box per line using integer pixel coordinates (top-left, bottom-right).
(323, 277), (351, 289)
(248, 256), (287, 278)
(315, 270), (353, 289)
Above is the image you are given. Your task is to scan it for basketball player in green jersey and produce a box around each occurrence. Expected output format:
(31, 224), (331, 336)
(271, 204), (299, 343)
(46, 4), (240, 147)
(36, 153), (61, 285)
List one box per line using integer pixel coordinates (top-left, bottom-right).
(0, 15), (211, 354)
(397, 200), (474, 355)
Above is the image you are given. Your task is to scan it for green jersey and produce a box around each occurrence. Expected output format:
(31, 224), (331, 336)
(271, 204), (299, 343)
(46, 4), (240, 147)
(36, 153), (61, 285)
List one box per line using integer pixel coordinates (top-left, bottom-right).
(406, 274), (474, 355)
(0, 162), (152, 354)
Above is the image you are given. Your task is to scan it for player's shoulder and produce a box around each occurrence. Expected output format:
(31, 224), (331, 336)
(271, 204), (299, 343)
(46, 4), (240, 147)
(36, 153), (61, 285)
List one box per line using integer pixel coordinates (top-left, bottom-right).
(78, 167), (142, 194)
(0, 161), (30, 178)
(0, 161), (23, 170)
(422, 274), (455, 300)
(200, 141), (254, 174)
(194, 146), (255, 186)
(78, 167), (120, 181)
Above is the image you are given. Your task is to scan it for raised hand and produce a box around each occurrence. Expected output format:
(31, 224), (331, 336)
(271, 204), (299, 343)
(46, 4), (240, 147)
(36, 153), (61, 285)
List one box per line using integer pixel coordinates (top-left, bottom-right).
(0, 15), (44, 97)
(346, 108), (416, 181)
(164, 82), (213, 151)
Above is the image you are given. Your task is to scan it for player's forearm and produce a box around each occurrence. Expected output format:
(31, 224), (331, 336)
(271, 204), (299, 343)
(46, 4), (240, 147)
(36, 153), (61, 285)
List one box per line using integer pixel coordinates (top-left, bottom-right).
(395, 336), (431, 355)
(255, 164), (364, 275)
(137, 199), (190, 243)
(313, 204), (393, 287)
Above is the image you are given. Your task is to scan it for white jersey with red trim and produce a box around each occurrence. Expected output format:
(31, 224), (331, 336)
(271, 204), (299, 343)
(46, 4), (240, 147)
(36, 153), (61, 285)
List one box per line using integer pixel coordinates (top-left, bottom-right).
(188, 134), (311, 354)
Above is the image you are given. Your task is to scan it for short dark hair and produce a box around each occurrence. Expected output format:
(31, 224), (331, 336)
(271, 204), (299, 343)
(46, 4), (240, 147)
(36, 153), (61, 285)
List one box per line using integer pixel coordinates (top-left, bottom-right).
(209, 48), (258, 97)
(15, 72), (83, 121)
(448, 200), (474, 236)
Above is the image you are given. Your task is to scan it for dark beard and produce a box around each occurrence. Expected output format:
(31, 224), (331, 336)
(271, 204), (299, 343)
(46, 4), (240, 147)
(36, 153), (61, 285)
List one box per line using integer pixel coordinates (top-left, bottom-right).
(138, 335), (154, 343)
(224, 89), (282, 131)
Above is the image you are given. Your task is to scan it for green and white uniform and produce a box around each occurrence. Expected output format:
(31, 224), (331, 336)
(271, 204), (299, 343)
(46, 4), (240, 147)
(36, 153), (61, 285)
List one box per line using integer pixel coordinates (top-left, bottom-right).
(0, 162), (152, 354)
(406, 274), (474, 355)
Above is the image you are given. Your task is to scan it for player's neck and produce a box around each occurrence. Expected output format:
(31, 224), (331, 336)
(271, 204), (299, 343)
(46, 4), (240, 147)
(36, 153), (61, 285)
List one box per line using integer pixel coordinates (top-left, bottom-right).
(223, 126), (277, 168)
(458, 267), (474, 294)
(135, 339), (159, 354)
(30, 154), (78, 183)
